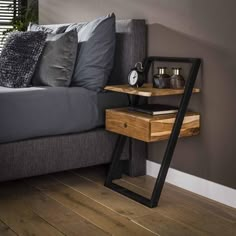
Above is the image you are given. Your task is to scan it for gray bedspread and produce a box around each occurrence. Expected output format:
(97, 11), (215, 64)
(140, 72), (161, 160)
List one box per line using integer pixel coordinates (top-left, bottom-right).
(0, 86), (128, 143)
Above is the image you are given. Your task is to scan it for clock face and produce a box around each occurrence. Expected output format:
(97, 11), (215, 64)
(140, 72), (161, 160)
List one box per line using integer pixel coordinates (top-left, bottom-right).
(129, 70), (138, 86)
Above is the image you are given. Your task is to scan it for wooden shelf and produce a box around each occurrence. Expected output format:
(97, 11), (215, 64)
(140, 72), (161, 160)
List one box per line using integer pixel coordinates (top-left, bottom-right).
(104, 83), (200, 97)
(106, 108), (200, 143)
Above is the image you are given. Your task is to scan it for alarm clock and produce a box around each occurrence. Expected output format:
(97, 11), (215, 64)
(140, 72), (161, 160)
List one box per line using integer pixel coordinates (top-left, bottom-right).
(128, 62), (145, 87)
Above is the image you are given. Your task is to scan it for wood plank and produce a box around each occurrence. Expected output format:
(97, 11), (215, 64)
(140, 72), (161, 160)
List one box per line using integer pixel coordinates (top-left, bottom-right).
(107, 108), (199, 122)
(120, 176), (236, 235)
(77, 169), (208, 235)
(111, 180), (208, 236)
(26, 175), (157, 236)
(123, 175), (236, 223)
(0, 166), (235, 236)
(150, 113), (200, 141)
(77, 167), (236, 235)
(104, 83), (200, 97)
(155, 204), (236, 236)
(111, 179), (236, 235)
(0, 220), (17, 236)
(0, 183), (64, 236)
(133, 212), (206, 236)
(0, 167), (233, 236)
(73, 166), (108, 185)
(18, 182), (108, 236)
(106, 108), (151, 142)
(53, 172), (152, 219)
(106, 108), (200, 142)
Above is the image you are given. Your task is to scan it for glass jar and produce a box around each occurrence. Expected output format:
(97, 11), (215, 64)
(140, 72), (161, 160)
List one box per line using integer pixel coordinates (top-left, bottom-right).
(170, 68), (185, 89)
(153, 67), (170, 88)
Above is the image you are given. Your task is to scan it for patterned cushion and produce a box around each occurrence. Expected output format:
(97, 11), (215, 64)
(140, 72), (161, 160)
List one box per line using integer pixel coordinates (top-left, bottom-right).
(0, 31), (47, 88)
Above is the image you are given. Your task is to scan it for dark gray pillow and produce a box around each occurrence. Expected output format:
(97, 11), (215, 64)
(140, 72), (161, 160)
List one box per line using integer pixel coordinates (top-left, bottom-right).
(28, 22), (68, 34)
(66, 13), (116, 91)
(0, 31), (47, 88)
(32, 30), (78, 87)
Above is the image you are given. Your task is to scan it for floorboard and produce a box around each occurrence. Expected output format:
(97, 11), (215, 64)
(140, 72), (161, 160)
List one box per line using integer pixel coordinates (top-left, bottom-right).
(0, 220), (17, 236)
(77, 166), (236, 236)
(123, 175), (236, 223)
(120, 176), (236, 235)
(75, 166), (236, 223)
(133, 212), (206, 236)
(26, 175), (156, 236)
(52, 171), (152, 219)
(20, 182), (108, 236)
(0, 183), (64, 236)
(0, 165), (235, 236)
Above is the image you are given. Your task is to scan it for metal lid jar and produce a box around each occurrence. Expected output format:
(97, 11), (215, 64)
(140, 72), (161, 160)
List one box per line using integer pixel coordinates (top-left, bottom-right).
(170, 68), (185, 89)
(153, 67), (170, 89)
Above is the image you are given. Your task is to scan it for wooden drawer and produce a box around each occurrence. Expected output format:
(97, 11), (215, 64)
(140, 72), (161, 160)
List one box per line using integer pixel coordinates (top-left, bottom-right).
(106, 108), (200, 142)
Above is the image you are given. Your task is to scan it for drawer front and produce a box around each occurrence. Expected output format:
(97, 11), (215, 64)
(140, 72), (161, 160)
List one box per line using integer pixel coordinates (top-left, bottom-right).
(106, 110), (150, 142)
(150, 114), (200, 142)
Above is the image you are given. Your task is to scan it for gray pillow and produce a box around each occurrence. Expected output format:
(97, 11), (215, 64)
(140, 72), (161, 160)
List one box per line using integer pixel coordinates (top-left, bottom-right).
(66, 13), (116, 91)
(0, 31), (47, 88)
(32, 30), (78, 87)
(28, 22), (68, 34)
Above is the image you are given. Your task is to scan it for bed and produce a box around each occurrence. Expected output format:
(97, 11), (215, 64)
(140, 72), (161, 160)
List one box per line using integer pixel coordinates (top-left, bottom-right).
(0, 86), (128, 143)
(0, 19), (147, 182)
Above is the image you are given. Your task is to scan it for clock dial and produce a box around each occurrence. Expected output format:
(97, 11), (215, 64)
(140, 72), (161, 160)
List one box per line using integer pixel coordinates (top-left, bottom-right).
(129, 70), (138, 86)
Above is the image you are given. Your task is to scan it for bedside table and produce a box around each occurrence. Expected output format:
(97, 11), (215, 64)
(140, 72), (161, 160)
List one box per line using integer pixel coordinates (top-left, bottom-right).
(106, 107), (200, 143)
(104, 57), (201, 208)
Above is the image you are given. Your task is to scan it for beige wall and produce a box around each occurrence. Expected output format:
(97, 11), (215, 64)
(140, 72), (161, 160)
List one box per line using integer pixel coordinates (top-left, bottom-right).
(39, 0), (236, 189)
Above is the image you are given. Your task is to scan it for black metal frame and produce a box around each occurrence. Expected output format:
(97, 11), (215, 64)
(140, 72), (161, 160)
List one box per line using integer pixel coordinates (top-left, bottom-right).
(105, 56), (201, 208)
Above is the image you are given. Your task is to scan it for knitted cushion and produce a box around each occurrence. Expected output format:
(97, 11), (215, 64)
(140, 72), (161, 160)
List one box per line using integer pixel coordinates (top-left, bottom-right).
(0, 31), (47, 88)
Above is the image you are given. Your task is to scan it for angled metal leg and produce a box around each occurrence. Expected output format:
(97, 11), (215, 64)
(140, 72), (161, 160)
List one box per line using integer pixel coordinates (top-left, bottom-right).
(105, 135), (152, 206)
(150, 58), (201, 207)
(105, 58), (201, 208)
(105, 135), (127, 186)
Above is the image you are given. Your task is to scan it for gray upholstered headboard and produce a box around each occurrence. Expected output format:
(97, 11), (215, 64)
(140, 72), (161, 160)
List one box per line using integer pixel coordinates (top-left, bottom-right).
(43, 19), (147, 85)
(110, 19), (147, 84)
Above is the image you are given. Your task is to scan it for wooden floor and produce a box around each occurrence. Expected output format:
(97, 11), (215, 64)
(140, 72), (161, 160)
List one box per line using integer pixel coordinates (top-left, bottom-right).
(0, 166), (235, 236)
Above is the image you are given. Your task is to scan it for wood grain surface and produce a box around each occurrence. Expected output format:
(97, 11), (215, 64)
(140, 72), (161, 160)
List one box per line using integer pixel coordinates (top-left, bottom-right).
(104, 83), (200, 97)
(106, 108), (200, 142)
(0, 166), (235, 236)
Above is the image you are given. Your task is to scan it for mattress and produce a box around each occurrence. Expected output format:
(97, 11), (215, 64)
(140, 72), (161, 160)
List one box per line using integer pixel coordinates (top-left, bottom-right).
(0, 86), (128, 143)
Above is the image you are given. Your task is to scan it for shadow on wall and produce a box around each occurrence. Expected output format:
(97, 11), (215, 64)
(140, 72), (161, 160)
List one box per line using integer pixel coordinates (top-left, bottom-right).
(148, 23), (236, 189)
(38, 0), (236, 188)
